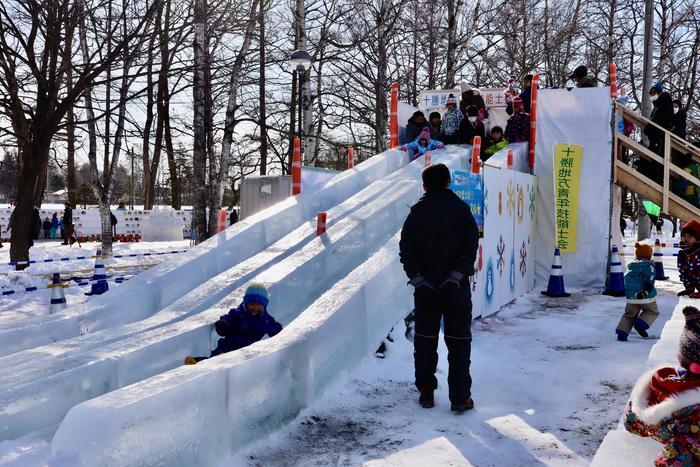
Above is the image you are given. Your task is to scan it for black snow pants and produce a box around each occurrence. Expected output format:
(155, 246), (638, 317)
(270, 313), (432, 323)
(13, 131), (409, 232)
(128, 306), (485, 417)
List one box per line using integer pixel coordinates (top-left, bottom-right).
(413, 284), (472, 405)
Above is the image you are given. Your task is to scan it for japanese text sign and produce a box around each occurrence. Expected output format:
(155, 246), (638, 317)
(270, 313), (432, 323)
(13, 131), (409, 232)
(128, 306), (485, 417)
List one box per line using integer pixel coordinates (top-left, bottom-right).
(553, 143), (582, 252)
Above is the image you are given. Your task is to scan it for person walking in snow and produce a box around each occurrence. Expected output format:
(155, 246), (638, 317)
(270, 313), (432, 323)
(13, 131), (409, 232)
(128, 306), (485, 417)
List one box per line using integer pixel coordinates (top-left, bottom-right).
(624, 306), (700, 466)
(615, 243), (659, 341)
(399, 163), (479, 413)
(678, 221), (700, 298)
(440, 94), (463, 145)
(400, 128), (445, 160)
(184, 283), (283, 364)
(50, 213), (59, 239)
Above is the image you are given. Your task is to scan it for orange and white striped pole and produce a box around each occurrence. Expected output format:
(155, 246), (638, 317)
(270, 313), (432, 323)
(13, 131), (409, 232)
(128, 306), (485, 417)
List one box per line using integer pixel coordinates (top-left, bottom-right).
(529, 73), (539, 170)
(292, 137), (302, 196)
(424, 151), (431, 167)
(389, 82), (399, 149)
(348, 147), (354, 169)
(471, 136), (481, 174)
(609, 63), (618, 99)
(316, 212), (327, 236)
(507, 148), (514, 170)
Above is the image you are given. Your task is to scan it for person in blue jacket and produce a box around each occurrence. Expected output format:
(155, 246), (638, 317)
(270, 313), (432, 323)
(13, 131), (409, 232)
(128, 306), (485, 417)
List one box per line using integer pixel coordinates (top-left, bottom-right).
(400, 128), (445, 160)
(184, 283), (282, 364)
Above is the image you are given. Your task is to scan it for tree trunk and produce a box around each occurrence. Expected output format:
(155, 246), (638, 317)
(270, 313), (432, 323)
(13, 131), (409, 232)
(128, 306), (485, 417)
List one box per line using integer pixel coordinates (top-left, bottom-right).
(375, 13), (389, 153)
(445, 0), (460, 88)
(192, 0), (209, 242)
(164, 109), (180, 209)
(209, 0), (259, 233)
(142, 38), (156, 209)
(259, 0), (268, 176)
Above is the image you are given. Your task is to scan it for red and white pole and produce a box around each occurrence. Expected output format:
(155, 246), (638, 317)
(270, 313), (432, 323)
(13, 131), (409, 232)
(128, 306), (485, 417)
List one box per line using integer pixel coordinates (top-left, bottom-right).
(424, 151), (431, 167)
(389, 82), (399, 149)
(507, 148), (514, 170)
(348, 147), (355, 169)
(529, 73), (539, 170)
(316, 212), (327, 236)
(292, 137), (302, 196)
(609, 63), (618, 99)
(471, 136), (481, 174)
(217, 209), (227, 232)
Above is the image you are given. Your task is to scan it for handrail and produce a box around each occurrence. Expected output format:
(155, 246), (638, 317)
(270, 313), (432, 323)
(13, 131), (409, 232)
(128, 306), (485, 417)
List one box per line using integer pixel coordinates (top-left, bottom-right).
(614, 102), (700, 216)
(614, 102), (700, 159)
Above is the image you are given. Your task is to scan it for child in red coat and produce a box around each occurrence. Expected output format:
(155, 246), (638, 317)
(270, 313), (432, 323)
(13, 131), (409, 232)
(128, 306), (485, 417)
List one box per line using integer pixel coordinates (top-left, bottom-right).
(624, 306), (700, 466)
(678, 220), (700, 298)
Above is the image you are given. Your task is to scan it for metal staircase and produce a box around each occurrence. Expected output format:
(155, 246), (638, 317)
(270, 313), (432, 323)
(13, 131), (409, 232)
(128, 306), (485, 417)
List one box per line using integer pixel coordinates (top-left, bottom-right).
(614, 102), (700, 221)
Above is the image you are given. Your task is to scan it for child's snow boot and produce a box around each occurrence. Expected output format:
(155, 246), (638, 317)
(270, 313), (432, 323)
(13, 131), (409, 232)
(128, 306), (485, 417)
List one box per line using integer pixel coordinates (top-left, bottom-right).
(419, 387), (435, 408)
(451, 398), (474, 413)
(184, 356), (208, 365)
(375, 342), (387, 359)
(633, 318), (650, 338)
(616, 330), (628, 341)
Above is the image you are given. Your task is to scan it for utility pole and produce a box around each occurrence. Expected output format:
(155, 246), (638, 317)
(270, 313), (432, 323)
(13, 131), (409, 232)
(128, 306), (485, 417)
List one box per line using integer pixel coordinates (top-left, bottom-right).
(638, 0), (654, 241)
(296, 0), (313, 165)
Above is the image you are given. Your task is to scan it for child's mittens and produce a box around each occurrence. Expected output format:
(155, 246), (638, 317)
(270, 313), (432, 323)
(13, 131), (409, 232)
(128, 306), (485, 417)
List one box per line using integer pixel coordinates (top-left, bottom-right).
(678, 289), (692, 297)
(436, 143), (445, 149)
(214, 319), (229, 336)
(399, 146), (408, 152)
(635, 290), (648, 300)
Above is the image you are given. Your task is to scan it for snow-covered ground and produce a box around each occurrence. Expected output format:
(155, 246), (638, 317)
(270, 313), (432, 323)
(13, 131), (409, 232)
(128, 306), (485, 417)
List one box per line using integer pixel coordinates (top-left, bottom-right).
(225, 255), (682, 467)
(0, 240), (190, 325)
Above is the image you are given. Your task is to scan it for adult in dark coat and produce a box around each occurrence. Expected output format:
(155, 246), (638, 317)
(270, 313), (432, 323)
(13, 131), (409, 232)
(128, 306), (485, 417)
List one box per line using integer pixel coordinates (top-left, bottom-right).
(229, 209), (239, 226)
(672, 99), (687, 140)
(569, 65), (597, 88)
(402, 111), (429, 144)
(519, 74), (533, 114)
(459, 82), (488, 120)
(399, 163), (479, 413)
(62, 202), (73, 245)
(458, 106), (486, 145)
(638, 83), (674, 185)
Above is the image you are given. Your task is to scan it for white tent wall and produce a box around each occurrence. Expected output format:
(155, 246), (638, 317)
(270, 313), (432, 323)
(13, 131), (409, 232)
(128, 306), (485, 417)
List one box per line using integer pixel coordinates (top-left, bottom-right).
(534, 88), (613, 289)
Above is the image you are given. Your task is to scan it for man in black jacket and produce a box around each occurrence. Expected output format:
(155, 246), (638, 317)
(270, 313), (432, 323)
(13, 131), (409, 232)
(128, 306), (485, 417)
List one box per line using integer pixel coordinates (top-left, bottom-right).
(399, 164), (479, 413)
(62, 202), (73, 245)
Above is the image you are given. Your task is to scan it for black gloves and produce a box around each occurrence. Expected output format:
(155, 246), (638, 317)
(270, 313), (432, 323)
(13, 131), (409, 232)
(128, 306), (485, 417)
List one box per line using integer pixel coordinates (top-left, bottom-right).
(214, 319), (229, 336)
(408, 275), (434, 290)
(439, 270), (464, 290)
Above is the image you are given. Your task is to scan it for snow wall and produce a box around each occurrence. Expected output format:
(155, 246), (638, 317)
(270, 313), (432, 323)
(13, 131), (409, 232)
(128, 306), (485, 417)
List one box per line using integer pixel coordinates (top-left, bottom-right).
(534, 87), (613, 289)
(0, 149), (409, 356)
(473, 143), (536, 318)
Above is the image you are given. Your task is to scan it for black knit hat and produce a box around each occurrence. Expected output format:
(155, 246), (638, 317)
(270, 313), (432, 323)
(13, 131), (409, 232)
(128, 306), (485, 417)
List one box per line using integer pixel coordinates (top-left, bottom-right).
(678, 306), (700, 372)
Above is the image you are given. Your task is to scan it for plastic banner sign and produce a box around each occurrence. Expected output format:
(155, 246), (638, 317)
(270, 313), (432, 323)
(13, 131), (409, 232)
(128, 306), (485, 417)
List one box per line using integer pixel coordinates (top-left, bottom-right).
(450, 170), (484, 236)
(418, 89), (461, 110)
(553, 143), (583, 252)
(480, 88), (508, 108)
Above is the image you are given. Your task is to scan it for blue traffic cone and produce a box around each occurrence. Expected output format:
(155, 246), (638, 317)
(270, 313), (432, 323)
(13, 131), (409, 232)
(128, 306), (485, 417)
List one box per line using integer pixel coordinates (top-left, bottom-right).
(541, 248), (571, 297)
(604, 246), (626, 297)
(48, 272), (68, 314)
(87, 250), (109, 295)
(654, 239), (669, 280)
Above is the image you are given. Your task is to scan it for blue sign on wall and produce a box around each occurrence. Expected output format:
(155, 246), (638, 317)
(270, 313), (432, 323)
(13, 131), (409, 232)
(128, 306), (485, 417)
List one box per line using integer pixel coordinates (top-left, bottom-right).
(450, 170), (484, 236)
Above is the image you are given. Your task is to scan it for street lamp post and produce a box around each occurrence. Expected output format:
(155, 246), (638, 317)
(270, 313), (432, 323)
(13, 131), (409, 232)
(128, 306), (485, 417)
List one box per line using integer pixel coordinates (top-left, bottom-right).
(290, 49), (312, 162)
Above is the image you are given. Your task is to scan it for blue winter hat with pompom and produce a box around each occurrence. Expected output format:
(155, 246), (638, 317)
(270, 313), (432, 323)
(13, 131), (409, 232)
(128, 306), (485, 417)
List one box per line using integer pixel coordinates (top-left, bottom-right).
(244, 282), (269, 308)
(650, 82), (663, 93)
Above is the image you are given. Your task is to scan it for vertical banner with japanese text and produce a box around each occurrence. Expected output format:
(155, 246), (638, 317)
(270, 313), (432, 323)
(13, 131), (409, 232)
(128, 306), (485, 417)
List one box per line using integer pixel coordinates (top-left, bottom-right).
(553, 143), (582, 252)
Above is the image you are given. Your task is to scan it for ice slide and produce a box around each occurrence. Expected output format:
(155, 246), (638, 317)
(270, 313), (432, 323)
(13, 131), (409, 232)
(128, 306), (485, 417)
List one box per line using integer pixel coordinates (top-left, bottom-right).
(48, 148), (471, 466)
(0, 147), (469, 444)
(0, 148), (409, 356)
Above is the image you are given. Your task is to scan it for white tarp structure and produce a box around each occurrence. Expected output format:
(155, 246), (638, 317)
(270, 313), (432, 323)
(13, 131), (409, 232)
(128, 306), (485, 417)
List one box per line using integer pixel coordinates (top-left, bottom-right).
(534, 87), (613, 289)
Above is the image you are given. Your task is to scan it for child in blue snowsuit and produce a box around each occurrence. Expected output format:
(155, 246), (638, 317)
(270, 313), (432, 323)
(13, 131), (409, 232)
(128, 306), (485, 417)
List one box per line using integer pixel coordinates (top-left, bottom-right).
(616, 243), (659, 341)
(184, 283), (282, 364)
(400, 128), (445, 161)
